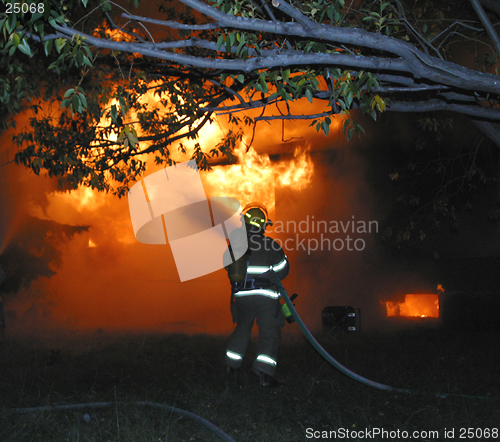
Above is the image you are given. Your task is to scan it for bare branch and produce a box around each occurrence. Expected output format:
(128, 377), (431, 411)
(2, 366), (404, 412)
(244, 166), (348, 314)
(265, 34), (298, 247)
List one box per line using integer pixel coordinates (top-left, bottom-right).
(255, 111), (331, 121)
(269, 0), (317, 29)
(388, 99), (500, 120)
(105, 12), (146, 43)
(207, 79), (251, 108)
(122, 13), (220, 31)
(469, 0), (500, 59)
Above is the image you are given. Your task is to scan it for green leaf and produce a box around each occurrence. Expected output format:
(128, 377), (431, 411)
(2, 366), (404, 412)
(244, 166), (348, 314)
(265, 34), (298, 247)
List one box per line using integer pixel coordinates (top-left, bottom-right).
(119, 96), (127, 118)
(327, 7), (334, 21)
(82, 55), (93, 67)
(236, 40), (245, 56)
(225, 35), (232, 53)
(216, 34), (225, 51)
(12, 33), (21, 47)
(7, 13), (16, 34)
(78, 93), (87, 110)
(72, 95), (80, 112)
(55, 38), (66, 53)
(259, 73), (268, 94)
(126, 130), (139, 148)
(322, 121), (329, 136)
(305, 88), (313, 103)
(43, 39), (53, 56)
(17, 40), (33, 57)
(110, 105), (118, 123)
(346, 90), (353, 106)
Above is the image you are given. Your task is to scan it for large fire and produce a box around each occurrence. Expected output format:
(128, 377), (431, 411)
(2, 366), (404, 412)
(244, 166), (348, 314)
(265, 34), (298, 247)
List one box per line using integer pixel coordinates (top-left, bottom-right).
(385, 294), (440, 318)
(1, 91), (319, 334)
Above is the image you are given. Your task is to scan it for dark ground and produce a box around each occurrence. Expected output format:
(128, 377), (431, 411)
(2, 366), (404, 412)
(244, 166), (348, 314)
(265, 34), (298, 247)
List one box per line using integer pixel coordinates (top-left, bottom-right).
(1, 323), (499, 441)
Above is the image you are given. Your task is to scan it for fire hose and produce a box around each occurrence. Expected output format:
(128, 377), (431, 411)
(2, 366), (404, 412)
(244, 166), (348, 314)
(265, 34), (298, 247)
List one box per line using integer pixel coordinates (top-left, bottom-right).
(10, 401), (236, 442)
(267, 270), (497, 400)
(266, 270), (411, 393)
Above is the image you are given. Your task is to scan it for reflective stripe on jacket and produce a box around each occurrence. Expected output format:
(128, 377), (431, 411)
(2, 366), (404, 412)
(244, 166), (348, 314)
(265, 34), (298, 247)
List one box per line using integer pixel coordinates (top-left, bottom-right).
(229, 233), (289, 298)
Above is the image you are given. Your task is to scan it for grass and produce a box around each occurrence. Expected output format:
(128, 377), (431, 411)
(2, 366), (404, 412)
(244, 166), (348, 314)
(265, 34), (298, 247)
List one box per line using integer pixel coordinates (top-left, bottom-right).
(1, 324), (499, 441)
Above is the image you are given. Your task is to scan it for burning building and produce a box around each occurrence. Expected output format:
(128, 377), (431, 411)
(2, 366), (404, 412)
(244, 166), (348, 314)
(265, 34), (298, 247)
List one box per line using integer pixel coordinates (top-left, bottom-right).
(2, 94), (500, 337)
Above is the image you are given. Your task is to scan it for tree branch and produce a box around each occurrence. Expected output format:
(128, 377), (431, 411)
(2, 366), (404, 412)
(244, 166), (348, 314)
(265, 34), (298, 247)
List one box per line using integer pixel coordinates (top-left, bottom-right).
(255, 111), (331, 121)
(122, 13), (219, 31)
(469, 0), (500, 59)
(388, 99), (500, 120)
(470, 119), (500, 148)
(52, 23), (413, 74)
(124, 0), (500, 94)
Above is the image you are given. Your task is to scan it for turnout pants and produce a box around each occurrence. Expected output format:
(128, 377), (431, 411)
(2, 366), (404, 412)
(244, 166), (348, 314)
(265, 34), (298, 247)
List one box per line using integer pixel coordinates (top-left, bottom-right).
(225, 295), (285, 377)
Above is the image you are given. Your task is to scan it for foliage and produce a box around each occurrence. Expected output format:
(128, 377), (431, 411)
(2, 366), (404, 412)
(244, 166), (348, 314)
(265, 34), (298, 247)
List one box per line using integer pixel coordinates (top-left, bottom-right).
(0, 216), (89, 295)
(1, 0), (500, 194)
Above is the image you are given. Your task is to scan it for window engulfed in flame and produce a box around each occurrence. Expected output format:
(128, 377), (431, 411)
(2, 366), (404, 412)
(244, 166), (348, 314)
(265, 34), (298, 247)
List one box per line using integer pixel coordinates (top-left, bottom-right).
(202, 143), (313, 215)
(385, 294), (440, 318)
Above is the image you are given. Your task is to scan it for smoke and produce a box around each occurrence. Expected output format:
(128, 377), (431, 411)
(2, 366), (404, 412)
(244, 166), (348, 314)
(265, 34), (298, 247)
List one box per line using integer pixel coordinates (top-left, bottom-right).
(0, 113), (95, 337)
(271, 141), (384, 330)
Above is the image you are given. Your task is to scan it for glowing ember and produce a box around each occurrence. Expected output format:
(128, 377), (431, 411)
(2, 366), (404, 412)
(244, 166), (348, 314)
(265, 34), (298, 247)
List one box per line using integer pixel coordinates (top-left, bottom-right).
(385, 294), (440, 318)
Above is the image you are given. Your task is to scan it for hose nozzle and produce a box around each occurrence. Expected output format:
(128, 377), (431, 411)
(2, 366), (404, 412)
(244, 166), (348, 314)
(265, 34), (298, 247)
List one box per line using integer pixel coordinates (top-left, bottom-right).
(282, 293), (298, 323)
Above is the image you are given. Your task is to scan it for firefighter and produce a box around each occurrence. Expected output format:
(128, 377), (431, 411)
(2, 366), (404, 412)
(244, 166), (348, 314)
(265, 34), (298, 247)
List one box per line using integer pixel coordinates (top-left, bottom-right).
(224, 203), (290, 387)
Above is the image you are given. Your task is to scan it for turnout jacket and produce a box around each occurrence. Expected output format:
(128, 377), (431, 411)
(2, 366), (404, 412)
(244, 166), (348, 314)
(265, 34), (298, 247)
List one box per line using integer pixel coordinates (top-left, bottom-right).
(225, 233), (289, 299)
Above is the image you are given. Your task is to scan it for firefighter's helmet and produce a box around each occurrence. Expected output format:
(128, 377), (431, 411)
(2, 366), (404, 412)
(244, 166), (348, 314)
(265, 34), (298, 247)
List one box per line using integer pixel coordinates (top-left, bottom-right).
(242, 202), (271, 233)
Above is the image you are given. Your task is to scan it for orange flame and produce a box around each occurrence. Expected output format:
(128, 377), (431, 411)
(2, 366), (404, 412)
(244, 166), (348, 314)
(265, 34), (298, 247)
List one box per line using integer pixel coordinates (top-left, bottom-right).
(385, 294), (440, 318)
(201, 143), (314, 214)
